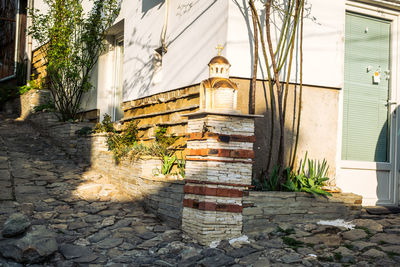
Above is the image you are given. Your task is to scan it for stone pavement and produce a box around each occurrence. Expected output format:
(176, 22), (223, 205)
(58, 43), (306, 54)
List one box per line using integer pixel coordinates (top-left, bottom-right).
(1, 113), (400, 266)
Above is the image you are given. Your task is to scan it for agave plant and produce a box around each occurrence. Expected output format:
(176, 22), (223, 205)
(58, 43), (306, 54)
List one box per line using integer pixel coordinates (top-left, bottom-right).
(282, 152), (331, 196)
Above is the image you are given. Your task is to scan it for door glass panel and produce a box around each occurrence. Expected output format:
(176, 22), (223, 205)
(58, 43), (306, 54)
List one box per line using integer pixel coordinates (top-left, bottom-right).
(112, 36), (124, 121)
(342, 12), (391, 162)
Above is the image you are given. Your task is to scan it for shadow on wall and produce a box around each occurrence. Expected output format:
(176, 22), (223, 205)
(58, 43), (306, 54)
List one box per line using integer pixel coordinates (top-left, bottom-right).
(124, 0), (219, 101)
(142, 0), (164, 16)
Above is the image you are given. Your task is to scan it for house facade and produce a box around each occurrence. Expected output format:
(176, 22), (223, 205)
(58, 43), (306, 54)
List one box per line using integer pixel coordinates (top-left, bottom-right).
(30, 0), (400, 206)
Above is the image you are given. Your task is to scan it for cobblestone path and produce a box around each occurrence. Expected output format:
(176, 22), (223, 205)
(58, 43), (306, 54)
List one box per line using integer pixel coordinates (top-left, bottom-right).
(1, 114), (400, 266)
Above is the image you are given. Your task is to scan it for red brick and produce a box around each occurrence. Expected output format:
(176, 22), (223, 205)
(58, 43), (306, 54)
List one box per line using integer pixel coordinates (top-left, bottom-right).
(184, 185), (243, 198)
(187, 132), (256, 143)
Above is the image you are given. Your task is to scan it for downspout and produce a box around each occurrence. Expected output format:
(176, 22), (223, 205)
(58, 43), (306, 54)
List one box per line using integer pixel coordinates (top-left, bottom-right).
(160, 0), (169, 54)
(26, 0), (34, 81)
(13, 0), (21, 76)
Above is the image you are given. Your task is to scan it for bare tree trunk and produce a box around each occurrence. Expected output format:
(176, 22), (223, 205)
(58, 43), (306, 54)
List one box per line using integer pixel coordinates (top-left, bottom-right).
(249, 0), (275, 173)
(265, 0), (284, 169)
(291, 1), (304, 169)
(249, 3), (259, 115)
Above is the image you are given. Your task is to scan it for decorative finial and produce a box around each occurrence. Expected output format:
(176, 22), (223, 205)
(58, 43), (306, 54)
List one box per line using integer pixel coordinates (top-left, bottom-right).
(216, 44), (224, 56)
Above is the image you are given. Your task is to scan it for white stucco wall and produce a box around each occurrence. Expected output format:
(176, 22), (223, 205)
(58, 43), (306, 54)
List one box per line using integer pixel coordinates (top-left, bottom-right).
(226, 0), (345, 89)
(123, 0), (229, 101)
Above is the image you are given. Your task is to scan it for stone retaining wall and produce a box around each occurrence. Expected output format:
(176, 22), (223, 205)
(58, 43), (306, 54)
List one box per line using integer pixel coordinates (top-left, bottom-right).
(243, 191), (362, 235)
(19, 90), (51, 119)
(28, 113), (184, 228)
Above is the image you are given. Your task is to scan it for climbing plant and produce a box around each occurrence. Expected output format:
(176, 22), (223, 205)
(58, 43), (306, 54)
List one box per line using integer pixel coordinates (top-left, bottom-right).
(29, 0), (120, 121)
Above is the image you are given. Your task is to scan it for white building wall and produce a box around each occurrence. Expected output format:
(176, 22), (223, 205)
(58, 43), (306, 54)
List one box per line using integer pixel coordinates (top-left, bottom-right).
(226, 0), (346, 89)
(123, 0), (229, 101)
(32, 0), (347, 104)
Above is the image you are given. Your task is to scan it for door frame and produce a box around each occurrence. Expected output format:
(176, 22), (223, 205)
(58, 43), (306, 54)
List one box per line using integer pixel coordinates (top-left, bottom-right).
(337, 1), (400, 206)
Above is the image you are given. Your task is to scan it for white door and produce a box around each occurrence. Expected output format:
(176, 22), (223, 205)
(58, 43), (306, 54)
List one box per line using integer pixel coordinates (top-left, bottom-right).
(337, 4), (399, 206)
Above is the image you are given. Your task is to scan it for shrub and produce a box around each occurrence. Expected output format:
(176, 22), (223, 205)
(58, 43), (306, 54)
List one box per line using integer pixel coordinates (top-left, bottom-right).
(106, 120), (140, 162)
(33, 101), (55, 112)
(93, 114), (115, 133)
(18, 76), (42, 95)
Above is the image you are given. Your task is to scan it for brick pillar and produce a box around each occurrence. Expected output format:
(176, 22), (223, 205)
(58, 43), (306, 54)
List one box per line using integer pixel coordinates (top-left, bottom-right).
(182, 112), (257, 245)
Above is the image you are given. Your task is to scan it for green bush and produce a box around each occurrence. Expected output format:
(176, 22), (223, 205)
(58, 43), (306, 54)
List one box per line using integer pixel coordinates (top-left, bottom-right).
(33, 101), (55, 112)
(105, 120), (140, 162)
(93, 114), (115, 133)
(18, 76), (42, 95)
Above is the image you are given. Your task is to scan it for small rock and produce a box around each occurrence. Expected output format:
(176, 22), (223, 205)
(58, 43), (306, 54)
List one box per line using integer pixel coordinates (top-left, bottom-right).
(154, 225), (169, 233)
(88, 229), (111, 243)
(84, 204), (107, 214)
(198, 254), (235, 267)
(179, 247), (202, 262)
(333, 246), (355, 263)
(0, 225), (57, 264)
(72, 253), (98, 263)
(362, 248), (386, 258)
(119, 242), (136, 250)
(352, 241), (376, 251)
(263, 248), (288, 261)
(59, 244), (93, 259)
(352, 219), (383, 233)
(227, 246), (258, 258)
(73, 238), (90, 246)
(154, 259), (174, 266)
(381, 245), (400, 254)
(68, 220), (88, 230)
(238, 252), (263, 265)
(2, 213), (31, 237)
(96, 238), (123, 249)
(297, 247), (316, 256)
(83, 215), (103, 223)
(100, 216), (115, 227)
(370, 233), (400, 245)
(280, 252), (302, 264)
(304, 224), (318, 232)
(256, 238), (284, 248)
(252, 257), (271, 267)
(342, 229), (367, 241)
(167, 241), (185, 253)
(107, 248), (124, 258)
(108, 218), (132, 230)
(139, 231), (157, 240)
(201, 248), (224, 257)
(137, 236), (163, 248)
(161, 230), (181, 242)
